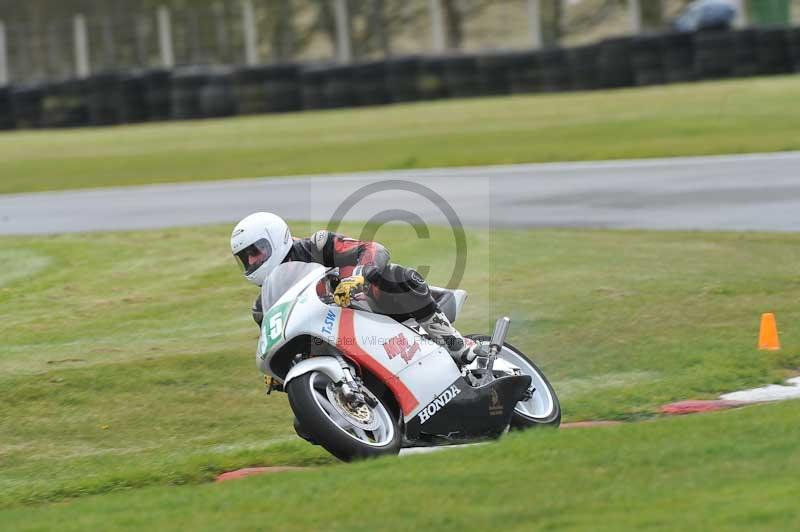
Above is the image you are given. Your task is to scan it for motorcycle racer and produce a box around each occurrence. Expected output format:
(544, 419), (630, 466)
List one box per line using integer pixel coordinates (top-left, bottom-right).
(230, 212), (483, 365)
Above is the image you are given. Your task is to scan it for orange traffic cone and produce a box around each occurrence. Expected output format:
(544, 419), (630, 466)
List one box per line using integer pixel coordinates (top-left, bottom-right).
(758, 313), (781, 351)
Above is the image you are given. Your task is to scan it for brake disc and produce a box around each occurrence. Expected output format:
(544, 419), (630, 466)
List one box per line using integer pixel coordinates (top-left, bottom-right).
(325, 384), (381, 431)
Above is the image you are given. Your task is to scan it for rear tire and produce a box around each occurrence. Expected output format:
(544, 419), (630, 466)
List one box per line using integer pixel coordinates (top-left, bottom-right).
(467, 335), (561, 429)
(287, 371), (401, 462)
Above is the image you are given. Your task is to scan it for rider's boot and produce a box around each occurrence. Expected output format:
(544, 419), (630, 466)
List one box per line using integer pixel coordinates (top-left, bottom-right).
(418, 310), (486, 366)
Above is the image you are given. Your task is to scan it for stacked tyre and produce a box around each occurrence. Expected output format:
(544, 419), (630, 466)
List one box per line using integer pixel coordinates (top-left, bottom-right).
(631, 35), (665, 86)
(508, 51), (542, 94)
(733, 29), (760, 77)
(199, 68), (236, 118)
(0, 87), (13, 130)
(300, 66), (328, 110)
(323, 65), (356, 109)
(119, 71), (150, 124)
(171, 67), (210, 120)
(235, 63), (301, 115)
(143, 69), (172, 122)
(386, 56), (420, 103)
(755, 27), (792, 75)
(661, 32), (695, 83)
(352, 61), (389, 106)
(788, 27), (800, 72)
(539, 48), (571, 92)
(88, 72), (124, 126)
(10, 85), (44, 129)
(694, 30), (736, 80)
(417, 57), (448, 100)
(477, 52), (514, 96)
(567, 44), (599, 91)
(444, 54), (481, 98)
(42, 80), (89, 128)
(597, 38), (634, 88)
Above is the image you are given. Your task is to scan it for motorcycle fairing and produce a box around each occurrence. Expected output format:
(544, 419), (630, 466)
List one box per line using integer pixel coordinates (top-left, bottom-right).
(274, 277), (463, 419)
(404, 374), (533, 441)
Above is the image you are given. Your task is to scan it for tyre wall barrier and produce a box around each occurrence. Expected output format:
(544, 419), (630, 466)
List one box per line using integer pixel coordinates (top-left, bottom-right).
(353, 60), (390, 106)
(385, 56), (420, 103)
(0, 87), (13, 130)
(2, 27), (799, 130)
(477, 52), (514, 95)
(631, 35), (666, 86)
(789, 28), (800, 72)
(567, 44), (600, 91)
(88, 72), (124, 126)
(235, 63), (301, 115)
(42, 79), (90, 128)
(597, 37), (634, 88)
(444, 54), (481, 98)
(662, 32), (696, 82)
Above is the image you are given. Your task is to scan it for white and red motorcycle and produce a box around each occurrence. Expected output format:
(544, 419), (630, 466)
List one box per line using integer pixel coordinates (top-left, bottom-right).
(256, 262), (560, 461)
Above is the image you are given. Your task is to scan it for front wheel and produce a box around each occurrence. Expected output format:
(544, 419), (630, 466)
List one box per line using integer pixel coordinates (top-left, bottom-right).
(467, 335), (561, 429)
(287, 371), (401, 462)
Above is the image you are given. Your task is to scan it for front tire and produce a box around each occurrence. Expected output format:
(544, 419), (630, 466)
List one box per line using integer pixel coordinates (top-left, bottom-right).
(467, 335), (561, 429)
(287, 371), (401, 462)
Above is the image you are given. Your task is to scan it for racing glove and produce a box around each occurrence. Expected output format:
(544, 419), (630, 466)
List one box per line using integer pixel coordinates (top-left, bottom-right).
(333, 275), (365, 307)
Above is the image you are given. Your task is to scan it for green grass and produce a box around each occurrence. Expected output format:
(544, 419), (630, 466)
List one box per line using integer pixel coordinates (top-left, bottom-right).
(3, 401), (800, 531)
(1, 223), (798, 513)
(1, 75), (800, 194)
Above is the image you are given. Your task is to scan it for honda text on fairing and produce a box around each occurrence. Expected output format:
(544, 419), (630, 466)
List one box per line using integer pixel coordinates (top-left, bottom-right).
(255, 261), (560, 461)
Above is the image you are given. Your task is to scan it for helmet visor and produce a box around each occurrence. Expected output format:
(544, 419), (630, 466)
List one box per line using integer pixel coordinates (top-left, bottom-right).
(235, 238), (273, 276)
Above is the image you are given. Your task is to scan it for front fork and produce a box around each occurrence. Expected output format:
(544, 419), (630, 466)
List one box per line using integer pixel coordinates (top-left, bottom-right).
(335, 354), (378, 408)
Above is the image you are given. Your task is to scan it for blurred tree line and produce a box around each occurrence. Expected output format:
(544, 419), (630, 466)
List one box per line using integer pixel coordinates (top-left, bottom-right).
(0, 0), (689, 82)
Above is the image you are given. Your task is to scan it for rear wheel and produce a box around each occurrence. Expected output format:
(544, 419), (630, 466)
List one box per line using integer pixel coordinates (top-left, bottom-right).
(467, 335), (561, 429)
(287, 371), (401, 461)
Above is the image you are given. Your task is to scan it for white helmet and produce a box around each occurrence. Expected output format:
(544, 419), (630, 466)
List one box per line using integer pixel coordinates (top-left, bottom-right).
(231, 212), (292, 286)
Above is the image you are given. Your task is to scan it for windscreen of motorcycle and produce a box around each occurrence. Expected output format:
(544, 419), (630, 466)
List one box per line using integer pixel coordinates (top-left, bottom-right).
(261, 261), (324, 311)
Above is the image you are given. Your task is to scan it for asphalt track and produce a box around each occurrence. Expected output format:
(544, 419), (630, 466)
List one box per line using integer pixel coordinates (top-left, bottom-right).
(1, 152), (798, 235)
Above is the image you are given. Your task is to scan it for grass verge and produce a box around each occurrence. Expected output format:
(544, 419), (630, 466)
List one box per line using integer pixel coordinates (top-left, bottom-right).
(1, 76), (800, 194)
(1, 223), (798, 509)
(2, 401), (800, 531)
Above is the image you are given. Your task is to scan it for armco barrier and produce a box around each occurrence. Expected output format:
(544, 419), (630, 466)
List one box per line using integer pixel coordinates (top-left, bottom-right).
(3, 27), (799, 130)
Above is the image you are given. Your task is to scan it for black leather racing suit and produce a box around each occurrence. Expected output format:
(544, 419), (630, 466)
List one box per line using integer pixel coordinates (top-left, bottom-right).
(251, 230), (438, 326)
